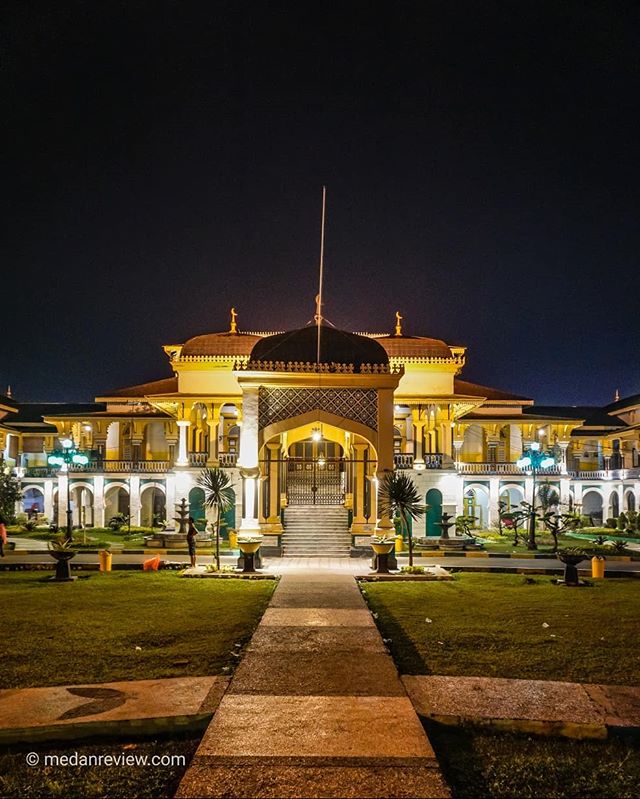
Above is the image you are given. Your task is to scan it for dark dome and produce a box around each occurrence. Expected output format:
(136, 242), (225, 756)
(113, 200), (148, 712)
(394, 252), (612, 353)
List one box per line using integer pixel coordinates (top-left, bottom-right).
(249, 324), (389, 371)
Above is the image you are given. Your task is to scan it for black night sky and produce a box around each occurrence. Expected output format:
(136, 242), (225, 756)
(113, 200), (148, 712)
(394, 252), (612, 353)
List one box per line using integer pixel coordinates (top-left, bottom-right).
(3, 2), (640, 406)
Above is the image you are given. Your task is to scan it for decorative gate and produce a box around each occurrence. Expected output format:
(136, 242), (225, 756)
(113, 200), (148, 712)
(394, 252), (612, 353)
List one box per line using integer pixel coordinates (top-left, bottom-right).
(286, 458), (346, 505)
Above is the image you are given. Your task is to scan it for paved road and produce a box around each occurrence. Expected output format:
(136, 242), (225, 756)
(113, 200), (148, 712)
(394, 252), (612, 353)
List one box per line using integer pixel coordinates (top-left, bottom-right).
(3, 550), (640, 575)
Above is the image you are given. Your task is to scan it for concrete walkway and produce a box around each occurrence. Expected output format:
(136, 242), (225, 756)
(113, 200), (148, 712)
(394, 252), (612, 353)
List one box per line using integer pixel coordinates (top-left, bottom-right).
(0, 676), (229, 745)
(404, 676), (640, 740)
(176, 573), (450, 798)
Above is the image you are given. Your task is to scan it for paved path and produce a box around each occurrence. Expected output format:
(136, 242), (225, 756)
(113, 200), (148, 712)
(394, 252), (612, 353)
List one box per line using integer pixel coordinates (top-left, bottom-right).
(403, 676), (640, 740)
(0, 676), (229, 745)
(176, 573), (450, 798)
(4, 551), (640, 574)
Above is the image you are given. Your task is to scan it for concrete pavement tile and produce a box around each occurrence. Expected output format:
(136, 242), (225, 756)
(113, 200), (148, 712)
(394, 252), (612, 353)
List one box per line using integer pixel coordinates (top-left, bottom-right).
(270, 588), (364, 608)
(585, 684), (640, 728)
(0, 676), (222, 729)
(229, 651), (403, 696)
(261, 608), (375, 627)
(247, 626), (387, 654)
(403, 675), (605, 727)
(177, 762), (450, 798)
(196, 695), (437, 759)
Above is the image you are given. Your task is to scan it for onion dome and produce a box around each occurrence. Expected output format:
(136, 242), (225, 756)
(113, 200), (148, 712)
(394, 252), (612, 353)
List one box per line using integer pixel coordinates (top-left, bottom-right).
(249, 323), (389, 372)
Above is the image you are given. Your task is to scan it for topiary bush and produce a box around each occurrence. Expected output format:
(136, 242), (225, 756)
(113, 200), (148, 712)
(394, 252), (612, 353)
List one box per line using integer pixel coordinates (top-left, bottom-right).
(605, 518), (617, 529)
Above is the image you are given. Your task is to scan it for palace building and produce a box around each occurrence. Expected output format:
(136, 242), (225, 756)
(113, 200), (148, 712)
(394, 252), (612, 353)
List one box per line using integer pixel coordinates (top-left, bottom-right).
(1, 310), (639, 555)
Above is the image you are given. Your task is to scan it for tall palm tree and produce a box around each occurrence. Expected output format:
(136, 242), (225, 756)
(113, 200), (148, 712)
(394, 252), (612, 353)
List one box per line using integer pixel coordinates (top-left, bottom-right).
(379, 471), (426, 567)
(198, 468), (235, 571)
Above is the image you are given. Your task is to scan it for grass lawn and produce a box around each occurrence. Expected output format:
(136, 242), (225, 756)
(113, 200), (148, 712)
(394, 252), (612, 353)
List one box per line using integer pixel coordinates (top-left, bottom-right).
(0, 572), (276, 688)
(362, 574), (640, 683)
(427, 723), (640, 799)
(0, 735), (198, 798)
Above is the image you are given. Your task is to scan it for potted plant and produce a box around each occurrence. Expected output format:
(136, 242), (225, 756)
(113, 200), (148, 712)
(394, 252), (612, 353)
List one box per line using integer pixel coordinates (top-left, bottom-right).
(47, 537), (77, 581)
(370, 533), (397, 574)
(236, 534), (263, 573)
(556, 547), (587, 586)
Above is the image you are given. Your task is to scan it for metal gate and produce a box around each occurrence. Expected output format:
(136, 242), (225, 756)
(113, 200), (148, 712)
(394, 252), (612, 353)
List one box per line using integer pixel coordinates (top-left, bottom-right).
(286, 458), (346, 505)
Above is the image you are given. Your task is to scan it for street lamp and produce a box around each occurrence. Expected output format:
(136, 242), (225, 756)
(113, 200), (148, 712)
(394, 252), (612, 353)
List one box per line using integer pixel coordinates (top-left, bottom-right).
(516, 441), (555, 550)
(48, 437), (89, 542)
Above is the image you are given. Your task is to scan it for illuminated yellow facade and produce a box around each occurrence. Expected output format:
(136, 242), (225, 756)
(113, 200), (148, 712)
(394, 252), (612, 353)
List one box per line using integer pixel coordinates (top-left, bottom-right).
(1, 310), (638, 551)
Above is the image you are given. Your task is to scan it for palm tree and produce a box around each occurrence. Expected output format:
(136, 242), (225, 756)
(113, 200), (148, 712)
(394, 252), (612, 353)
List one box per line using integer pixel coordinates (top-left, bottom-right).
(198, 468), (235, 571)
(379, 471), (426, 567)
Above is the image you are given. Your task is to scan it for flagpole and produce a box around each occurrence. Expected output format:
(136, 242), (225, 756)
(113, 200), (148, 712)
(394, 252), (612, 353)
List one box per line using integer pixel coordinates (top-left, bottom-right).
(316, 186), (326, 366)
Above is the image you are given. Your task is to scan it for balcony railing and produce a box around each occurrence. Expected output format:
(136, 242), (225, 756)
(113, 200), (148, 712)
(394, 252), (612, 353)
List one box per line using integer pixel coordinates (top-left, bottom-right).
(218, 452), (238, 468)
(26, 460), (171, 477)
(568, 469), (631, 480)
(394, 453), (414, 469)
(188, 452), (209, 467)
(458, 462), (561, 475)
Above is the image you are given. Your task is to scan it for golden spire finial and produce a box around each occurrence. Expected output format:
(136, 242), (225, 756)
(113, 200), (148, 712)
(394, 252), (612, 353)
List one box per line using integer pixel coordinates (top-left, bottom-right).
(230, 307), (238, 334)
(614, 388), (620, 402)
(394, 310), (403, 336)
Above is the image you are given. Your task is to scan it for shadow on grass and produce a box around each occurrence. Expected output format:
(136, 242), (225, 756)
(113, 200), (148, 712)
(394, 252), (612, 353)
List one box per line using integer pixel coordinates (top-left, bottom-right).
(423, 720), (640, 799)
(358, 582), (428, 674)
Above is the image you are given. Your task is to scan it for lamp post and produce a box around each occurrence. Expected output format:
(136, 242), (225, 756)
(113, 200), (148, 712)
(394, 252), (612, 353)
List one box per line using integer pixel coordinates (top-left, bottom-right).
(516, 442), (555, 550)
(48, 437), (89, 542)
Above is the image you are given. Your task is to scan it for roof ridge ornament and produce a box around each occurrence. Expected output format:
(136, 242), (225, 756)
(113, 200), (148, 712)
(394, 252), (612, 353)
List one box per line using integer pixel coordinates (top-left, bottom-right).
(395, 310), (403, 337)
(229, 307), (238, 334)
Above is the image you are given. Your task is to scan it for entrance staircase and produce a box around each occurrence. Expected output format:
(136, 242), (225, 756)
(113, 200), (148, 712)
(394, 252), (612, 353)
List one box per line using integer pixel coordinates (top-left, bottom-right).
(282, 505), (351, 557)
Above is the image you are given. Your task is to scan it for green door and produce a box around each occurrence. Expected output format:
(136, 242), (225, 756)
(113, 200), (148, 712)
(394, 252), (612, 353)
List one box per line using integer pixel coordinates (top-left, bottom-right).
(426, 488), (443, 537)
(188, 487), (206, 532)
(221, 488), (236, 539)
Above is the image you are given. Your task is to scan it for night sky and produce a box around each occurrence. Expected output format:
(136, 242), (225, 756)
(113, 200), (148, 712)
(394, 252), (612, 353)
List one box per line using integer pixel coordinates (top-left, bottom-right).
(3, 2), (640, 406)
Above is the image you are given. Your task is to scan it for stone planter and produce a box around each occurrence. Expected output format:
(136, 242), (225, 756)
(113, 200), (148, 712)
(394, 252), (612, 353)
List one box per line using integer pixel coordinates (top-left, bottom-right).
(49, 550), (76, 581)
(558, 553), (587, 586)
(238, 539), (262, 573)
(370, 541), (395, 574)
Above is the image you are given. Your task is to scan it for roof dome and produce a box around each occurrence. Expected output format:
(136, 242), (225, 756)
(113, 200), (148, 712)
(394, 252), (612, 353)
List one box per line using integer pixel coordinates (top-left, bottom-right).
(182, 331), (264, 357)
(375, 335), (453, 359)
(249, 324), (388, 371)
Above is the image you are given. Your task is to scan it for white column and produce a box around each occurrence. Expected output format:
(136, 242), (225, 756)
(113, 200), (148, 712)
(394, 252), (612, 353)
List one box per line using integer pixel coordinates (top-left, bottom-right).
(43, 479), (54, 521)
(176, 421), (190, 467)
(129, 475), (141, 525)
(57, 472), (68, 527)
(93, 476), (105, 527)
(238, 387), (260, 533)
(558, 441), (570, 475)
(489, 477), (500, 526)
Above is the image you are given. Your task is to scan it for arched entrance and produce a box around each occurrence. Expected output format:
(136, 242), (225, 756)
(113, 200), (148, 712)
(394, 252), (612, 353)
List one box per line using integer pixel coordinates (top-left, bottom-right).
(23, 486), (44, 516)
(425, 488), (443, 537)
(582, 490), (603, 525)
(286, 437), (346, 505)
(140, 484), (166, 528)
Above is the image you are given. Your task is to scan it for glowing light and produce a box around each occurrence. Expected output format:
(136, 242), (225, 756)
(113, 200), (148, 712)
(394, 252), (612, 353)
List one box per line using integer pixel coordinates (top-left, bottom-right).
(311, 429), (322, 442)
(317, 456), (326, 467)
(60, 438), (73, 449)
(530, 441), (540, 451)
(540, 457), (555, 469)
(538, 428), (545, 436)
(517, 457), (531, 469)
(83, 424), (92, 432)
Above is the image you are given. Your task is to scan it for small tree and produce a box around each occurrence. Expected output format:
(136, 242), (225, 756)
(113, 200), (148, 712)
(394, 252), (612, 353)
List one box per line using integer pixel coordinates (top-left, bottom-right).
(537, 483), (560, 514)
(542, 511), (581, 552)
(500, 508), (528, 546)
(0, 465), (22, 524)
(378, 471), (426, 567)
(199, 467), (235, 571)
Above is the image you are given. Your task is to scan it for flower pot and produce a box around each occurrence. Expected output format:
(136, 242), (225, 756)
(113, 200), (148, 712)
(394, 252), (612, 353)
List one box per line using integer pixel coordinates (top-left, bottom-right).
(49, 550), (76, 581)
(238, 538), (262, 573)
(371, 541), (395, 574)
(558, 553), (586, 586)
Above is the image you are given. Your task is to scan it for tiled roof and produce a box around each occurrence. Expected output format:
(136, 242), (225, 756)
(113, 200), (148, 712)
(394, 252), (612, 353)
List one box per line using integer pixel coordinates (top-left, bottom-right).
(454, 379), (532, 402)
(100, 377), (178, 397)
(181, 331), (265, 357)
(374, 335), (453, 359)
